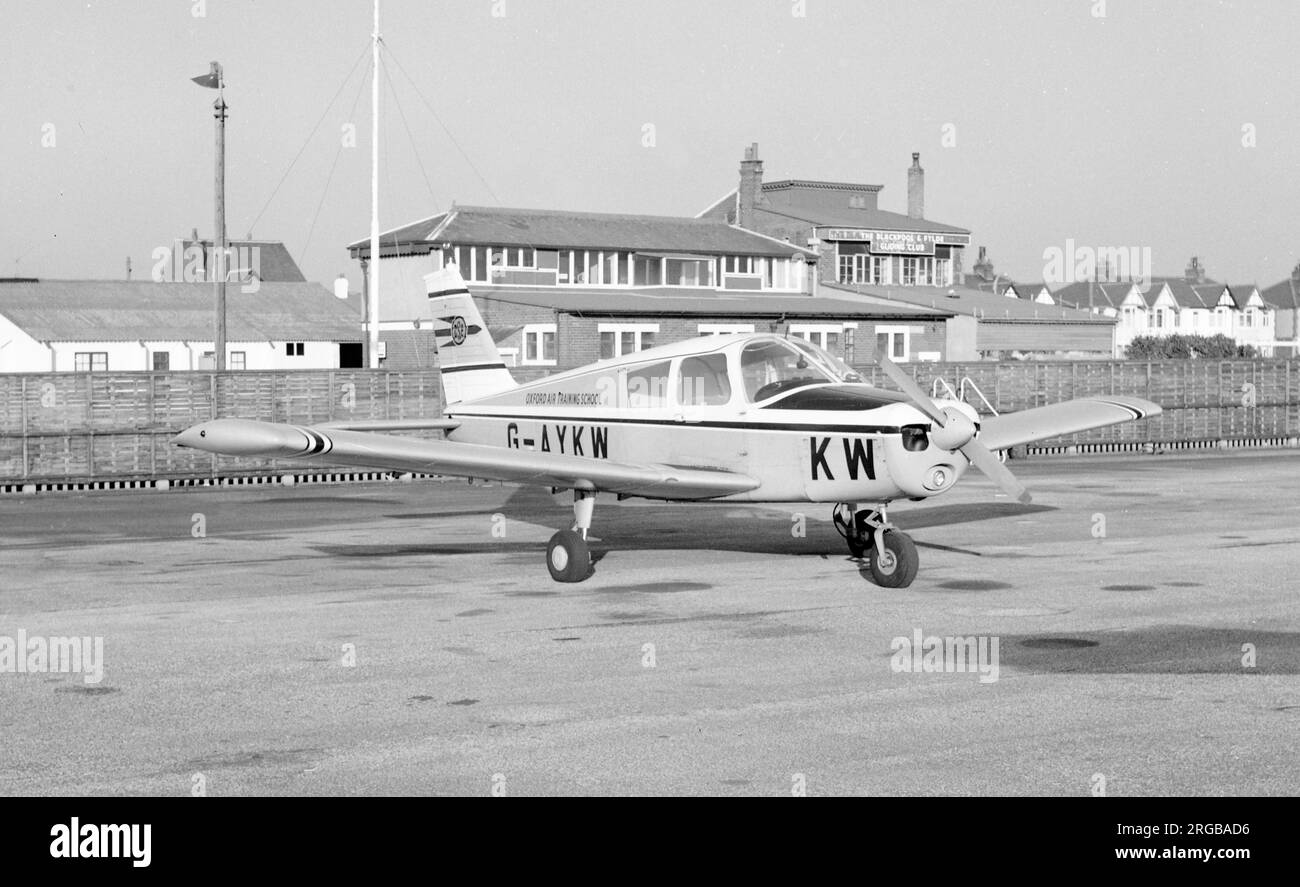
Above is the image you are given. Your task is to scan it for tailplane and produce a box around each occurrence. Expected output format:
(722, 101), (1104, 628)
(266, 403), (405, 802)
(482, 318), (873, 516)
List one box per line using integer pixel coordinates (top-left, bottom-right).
(424, 264), (516, 404)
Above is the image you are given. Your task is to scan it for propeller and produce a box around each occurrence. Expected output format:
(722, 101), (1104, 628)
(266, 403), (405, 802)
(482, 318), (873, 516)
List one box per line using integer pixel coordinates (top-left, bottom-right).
(878, 357), (1032, 504)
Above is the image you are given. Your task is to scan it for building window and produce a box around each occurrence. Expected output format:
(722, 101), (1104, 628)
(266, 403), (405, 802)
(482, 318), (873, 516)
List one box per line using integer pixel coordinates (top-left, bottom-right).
(665, 258), (711, 287)
(598, 323), (658, 359)
(74, 352), (107, 372)
(698, 323), (755, 336)
(900, 257), (919, 286)
(633, 255), (664, 286)
(151, 351), (170, 371)
(789, 323), (843, 353)
(874, 325), (910, 362)
(229, 351), (246, 370)
(285, 342), (305, 356)
(522, 324), (557, 365)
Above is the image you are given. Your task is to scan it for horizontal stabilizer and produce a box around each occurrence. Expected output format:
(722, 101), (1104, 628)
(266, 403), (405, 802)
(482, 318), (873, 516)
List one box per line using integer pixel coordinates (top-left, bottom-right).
(977, 396), (1162, 452)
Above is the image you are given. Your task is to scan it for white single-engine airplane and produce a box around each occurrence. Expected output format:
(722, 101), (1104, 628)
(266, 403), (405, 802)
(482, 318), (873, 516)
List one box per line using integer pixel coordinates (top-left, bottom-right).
(175, 265), (1161, 587)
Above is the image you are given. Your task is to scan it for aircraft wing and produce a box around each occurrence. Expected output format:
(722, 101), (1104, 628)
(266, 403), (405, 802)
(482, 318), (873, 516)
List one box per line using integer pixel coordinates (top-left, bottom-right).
(977, 396), (1162, 452)
(173, 418), (758, 500)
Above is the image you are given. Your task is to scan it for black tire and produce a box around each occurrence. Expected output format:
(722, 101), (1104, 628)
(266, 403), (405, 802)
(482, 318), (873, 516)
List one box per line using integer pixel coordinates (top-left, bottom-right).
(546, 529), (591, 583)
(847, 535), (868, 558)
(867, 530), (919, 588)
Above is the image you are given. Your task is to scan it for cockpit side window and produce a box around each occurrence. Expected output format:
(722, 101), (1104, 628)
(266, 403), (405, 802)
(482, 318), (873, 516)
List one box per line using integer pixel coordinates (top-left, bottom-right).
(678, 354), (731, 406)
(625, 360), (671, 408)
(740, 340), (835, 402)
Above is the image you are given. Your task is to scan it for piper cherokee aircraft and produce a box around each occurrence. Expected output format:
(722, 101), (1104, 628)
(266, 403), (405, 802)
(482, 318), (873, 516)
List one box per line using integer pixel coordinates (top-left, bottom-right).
(174, 265), (1161, 587)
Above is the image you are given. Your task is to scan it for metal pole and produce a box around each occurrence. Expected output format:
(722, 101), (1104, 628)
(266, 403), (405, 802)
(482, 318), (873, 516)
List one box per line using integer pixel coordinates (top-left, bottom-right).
(214, 67), (228, 372)
(368, 0), (381, 368)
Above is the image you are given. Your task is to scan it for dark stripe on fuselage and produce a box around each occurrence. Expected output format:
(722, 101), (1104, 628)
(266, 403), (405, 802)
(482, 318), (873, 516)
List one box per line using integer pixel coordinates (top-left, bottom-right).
(441, 363), (510, 374)
(448, 411), (904, 435)
(428, 286), (472, 298)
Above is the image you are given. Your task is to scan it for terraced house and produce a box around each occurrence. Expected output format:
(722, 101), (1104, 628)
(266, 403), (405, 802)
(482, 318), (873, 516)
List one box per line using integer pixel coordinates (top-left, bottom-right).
(1054, 257), (1275, 355)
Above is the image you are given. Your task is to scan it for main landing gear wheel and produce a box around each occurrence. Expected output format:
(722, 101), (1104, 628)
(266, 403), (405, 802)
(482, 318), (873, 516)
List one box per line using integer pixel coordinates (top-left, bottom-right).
(546, 490), (596, 583)
(868, 529), (919, 588)
(546, 529), (591, 583)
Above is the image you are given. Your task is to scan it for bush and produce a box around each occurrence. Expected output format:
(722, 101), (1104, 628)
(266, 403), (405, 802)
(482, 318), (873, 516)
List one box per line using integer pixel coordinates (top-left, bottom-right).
(1125, 334), (1258, 359)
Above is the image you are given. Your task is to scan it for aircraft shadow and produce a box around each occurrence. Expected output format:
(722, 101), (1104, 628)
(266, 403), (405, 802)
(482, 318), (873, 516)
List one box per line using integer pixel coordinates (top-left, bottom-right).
(311, 485), (1051, 563)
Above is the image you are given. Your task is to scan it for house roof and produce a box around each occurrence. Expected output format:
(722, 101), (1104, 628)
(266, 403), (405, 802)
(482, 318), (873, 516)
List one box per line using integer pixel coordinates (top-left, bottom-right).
(1261, 277), (1300, 310)
(182, 239), (306, 282)
(824, 282), (1114, 324)
(0, 280), (362, 343)
(348, 205), (819, 259)
(705, 183), (970, 236)
(472, 285), (950, 321)
(1051, 281), (1144, 310)
(967, 279), (1054, 299)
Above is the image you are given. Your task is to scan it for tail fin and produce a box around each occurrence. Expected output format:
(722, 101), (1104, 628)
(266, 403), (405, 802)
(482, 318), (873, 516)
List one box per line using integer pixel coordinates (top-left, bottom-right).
(424, 264), (516, 404)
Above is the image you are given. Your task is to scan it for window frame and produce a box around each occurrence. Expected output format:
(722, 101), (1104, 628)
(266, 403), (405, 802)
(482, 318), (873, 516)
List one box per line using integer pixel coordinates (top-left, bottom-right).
(873, 324), (912, 363)
(597, 322), (659, 360)
(521, 323), (558, 366)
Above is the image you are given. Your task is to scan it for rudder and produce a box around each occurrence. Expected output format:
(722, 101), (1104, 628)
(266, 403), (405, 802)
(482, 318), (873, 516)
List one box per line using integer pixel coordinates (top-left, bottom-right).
(425, 264), (516, 404)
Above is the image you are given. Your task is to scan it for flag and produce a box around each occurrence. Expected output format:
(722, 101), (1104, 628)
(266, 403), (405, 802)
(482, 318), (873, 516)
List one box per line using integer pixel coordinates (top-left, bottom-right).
(191, 61), (221, 89)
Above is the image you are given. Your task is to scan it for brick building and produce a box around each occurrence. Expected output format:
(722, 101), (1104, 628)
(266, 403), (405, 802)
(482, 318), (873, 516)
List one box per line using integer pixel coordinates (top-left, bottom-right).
(470, 288), (949, 377)
(348, 204), (954, 369)
(700, 146), (1117, 359)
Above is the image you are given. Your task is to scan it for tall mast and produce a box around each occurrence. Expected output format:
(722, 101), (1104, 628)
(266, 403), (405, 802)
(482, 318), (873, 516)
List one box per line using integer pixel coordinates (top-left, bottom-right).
(368, 0), (381, 368)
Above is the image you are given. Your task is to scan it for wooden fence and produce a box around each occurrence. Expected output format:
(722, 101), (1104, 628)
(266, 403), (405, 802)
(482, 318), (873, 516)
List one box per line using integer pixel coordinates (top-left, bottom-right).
(854, 359), (1300, 453)
(2, 360), (1297, 485)
(0, 371), (444, 485)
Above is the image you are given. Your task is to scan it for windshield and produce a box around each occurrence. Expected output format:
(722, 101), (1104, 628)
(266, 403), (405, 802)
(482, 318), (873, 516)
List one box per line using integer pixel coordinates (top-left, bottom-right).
(788, 337), (862, 382)
(740, 339), (837, 402)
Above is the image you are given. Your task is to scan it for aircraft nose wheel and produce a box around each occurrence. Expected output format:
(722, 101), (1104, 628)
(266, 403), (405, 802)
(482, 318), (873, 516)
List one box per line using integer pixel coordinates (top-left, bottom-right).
(867, 530), (918, 588)
(833, 503), (920, 587)
(547, 529), (591, 583)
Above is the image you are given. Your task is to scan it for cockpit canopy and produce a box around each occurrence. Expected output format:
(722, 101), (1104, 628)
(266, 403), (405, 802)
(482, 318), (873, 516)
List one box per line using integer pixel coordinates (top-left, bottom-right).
(740, 338), (860, 402)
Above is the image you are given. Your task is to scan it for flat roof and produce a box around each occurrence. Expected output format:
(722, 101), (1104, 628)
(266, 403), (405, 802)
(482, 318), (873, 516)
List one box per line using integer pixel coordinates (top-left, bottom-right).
(472, 285), (951, 320)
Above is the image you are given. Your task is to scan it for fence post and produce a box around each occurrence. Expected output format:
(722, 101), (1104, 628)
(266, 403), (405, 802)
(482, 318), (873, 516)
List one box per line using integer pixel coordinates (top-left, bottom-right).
(20, 375), (29, 482)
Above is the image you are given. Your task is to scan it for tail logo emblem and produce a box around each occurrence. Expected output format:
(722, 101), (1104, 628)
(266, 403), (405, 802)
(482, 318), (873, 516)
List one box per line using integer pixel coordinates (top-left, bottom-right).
(434, 314), (480, 347)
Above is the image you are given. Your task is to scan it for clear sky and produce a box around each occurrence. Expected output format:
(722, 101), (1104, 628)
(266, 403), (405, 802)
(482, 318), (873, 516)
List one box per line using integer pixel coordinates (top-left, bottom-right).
(3, 0), (1297, 290)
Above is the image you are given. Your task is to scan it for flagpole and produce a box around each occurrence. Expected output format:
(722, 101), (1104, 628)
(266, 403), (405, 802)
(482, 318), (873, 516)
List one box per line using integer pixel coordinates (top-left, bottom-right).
(368, 0), (381, 368)
(214, 64), (228, 372)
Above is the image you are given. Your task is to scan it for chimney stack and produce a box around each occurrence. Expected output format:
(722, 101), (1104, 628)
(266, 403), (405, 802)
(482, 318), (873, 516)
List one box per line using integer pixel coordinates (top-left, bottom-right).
(907, 152), (924, 220)
(1185, 256), (1204, 284)
(737, 143), (764, 229)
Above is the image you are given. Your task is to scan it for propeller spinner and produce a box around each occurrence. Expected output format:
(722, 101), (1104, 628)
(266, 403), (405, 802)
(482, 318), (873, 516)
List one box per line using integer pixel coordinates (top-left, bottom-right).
(878, 357), (1032, 505)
